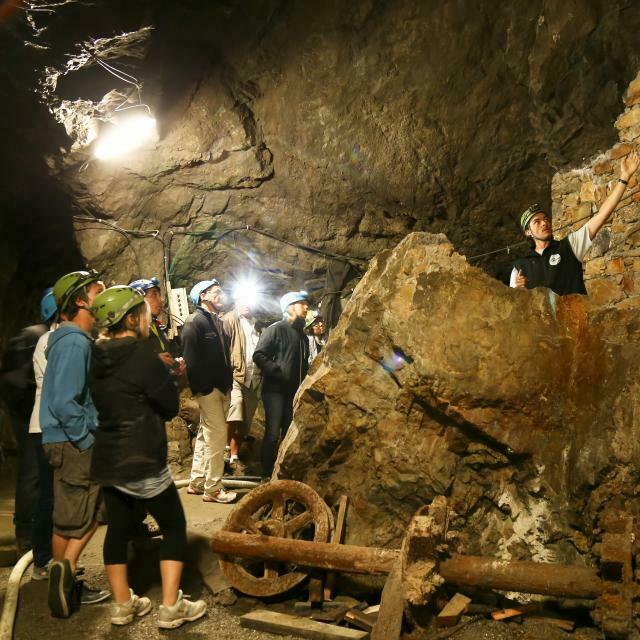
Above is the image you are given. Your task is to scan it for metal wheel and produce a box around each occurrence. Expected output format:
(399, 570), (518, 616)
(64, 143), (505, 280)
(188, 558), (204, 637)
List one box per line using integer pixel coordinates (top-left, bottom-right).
(218, 480), (332, 597)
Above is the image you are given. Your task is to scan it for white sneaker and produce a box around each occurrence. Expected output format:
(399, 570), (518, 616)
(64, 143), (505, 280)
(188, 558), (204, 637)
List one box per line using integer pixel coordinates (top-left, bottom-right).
(203, 488), (237, 504)
(157, 590), (207, 629)
(110, 589), (152, 625)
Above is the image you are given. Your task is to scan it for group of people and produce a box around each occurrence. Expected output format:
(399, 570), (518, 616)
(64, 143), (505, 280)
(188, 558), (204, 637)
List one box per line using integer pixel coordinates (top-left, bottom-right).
(0, 271), (328, 628)
(1, 148), (637, 628)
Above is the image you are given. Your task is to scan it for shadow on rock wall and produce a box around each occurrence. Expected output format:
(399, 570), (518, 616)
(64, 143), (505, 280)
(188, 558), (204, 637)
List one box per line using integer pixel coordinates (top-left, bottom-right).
(16, 0), (640, 294)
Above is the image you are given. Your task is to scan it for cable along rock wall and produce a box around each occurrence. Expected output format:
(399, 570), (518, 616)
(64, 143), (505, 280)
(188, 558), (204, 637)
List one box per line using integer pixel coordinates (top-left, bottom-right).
(552, 71), (640, 309)
(277, 232), (640, 568)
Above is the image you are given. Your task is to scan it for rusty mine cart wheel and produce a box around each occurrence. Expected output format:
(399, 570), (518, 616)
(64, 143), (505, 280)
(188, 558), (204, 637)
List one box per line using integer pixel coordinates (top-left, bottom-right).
(218, 480), (333, 597)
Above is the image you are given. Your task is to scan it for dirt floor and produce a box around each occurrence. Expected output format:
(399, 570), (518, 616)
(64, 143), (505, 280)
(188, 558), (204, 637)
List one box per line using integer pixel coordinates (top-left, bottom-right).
(0, 463), (605, 640)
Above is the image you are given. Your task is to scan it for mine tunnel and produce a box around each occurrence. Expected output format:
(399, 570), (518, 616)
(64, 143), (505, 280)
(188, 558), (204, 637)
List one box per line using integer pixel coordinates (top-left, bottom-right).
(2, 1), (640, 638)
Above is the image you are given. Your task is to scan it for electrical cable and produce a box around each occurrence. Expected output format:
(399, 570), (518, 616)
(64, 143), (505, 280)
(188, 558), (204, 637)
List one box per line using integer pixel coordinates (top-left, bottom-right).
(467, 181), (640, 262)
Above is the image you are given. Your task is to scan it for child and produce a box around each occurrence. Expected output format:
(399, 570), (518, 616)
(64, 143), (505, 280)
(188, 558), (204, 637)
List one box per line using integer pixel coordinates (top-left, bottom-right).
(90, 285), (206, 629)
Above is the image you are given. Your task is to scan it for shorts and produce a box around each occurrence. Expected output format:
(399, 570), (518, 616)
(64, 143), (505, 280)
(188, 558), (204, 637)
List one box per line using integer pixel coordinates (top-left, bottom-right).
(226, 379), (260, 437)
(44, 442), (106, 538)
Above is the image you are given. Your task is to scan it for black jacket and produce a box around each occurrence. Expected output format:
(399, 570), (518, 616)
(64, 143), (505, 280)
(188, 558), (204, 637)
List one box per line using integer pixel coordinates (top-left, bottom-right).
(512, 237), (587, 296)
(0, 323), (47, 420)
(90, 337), (179, 485)
(253, 317), (309, 394)
(181, 307), (232, 395)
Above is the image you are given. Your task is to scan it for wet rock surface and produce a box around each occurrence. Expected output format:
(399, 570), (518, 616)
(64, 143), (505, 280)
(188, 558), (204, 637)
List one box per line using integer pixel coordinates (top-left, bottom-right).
(4, 0), (640, 300)
(277, 232), (640, 567)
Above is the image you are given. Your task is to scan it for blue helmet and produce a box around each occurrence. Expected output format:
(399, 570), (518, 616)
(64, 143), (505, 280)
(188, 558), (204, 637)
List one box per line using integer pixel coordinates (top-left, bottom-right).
(279, 291), (309, 314)
(40, 287), (57, 322)
(189, 279), (220, 306)
(129, 276), (160, 293)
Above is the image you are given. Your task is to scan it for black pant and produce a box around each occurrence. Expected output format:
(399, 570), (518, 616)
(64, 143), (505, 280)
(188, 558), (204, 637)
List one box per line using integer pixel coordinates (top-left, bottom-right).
(102, 483), (186, 565)
(261, 390), (295, 477)
(12, 417), (39, 545)
(32, 434), (53, 567)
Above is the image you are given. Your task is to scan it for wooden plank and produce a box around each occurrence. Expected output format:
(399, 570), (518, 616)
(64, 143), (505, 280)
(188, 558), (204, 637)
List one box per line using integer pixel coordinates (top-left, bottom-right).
(309, 575), (325, 604)
(490, 604), (540, 621)
(362, 605), (380, 616)
(528, 615), (575, 631)
(240, 610), (369, 639)
(436, 593), (471, 628)
(324, 495), (349, 600)
(310, 606), (348, 623)
(370, 557), (403, 640)
(344, 609), (375, 632)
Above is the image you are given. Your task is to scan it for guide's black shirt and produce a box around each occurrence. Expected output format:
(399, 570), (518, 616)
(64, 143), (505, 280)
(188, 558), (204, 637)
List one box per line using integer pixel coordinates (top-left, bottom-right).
(512, 237), (587, 296)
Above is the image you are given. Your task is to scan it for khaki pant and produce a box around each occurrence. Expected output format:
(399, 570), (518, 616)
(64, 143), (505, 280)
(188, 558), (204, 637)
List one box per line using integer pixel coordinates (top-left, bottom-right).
(189, 388), (230, 496)
(226, 379), (260, 438)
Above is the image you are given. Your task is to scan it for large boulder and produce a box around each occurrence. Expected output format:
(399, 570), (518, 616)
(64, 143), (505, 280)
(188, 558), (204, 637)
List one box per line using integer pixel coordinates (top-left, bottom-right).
(277, 232), (640, 565)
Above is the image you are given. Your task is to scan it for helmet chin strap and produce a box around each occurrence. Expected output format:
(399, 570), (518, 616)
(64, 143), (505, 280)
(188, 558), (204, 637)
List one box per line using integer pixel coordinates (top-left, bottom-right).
(528, 231), (553, 243)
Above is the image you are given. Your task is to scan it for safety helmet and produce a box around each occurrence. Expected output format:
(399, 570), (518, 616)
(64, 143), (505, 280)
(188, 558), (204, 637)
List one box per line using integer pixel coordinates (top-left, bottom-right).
(129, 276), (160, 293)
(189, 279), (220, 306)
(90, 285), (145, 329)
(53, 270), (101, 314)
(305, 310), (324, 329)
(520, 203), (544, 232)
(280, 291), (309, 314)
(40, 287), (57, 322)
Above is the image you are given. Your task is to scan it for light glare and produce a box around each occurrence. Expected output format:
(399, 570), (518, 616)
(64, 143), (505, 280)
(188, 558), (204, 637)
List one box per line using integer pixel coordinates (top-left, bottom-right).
(233, 277), (261, 308)
(94, 114), (157, 160)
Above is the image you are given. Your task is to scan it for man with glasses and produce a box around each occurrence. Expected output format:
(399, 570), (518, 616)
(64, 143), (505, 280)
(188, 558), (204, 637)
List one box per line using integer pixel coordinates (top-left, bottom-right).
(182, 280), (236, 504)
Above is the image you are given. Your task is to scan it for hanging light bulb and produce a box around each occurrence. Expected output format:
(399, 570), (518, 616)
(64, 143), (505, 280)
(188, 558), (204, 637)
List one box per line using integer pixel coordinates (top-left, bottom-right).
(94, 112), (158, 160)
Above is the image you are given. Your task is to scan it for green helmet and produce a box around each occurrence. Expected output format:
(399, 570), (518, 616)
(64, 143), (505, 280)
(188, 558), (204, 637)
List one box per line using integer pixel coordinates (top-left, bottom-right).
(305, 310), (323, 330)
(53, 270), (101, 313)
(90, 285), (145, 329)
(520, 203), (543, 232)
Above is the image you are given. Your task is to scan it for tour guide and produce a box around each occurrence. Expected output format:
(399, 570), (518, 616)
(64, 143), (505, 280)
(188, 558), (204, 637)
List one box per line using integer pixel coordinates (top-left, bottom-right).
(511, 150), (640, 295)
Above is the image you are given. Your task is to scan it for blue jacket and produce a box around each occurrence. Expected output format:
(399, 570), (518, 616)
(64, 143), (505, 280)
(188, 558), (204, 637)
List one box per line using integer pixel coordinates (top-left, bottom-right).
(40, 322), (98, 451)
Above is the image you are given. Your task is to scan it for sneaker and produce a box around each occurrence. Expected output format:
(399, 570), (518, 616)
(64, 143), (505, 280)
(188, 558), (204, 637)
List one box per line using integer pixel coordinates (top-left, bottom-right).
(48, 559), (74, 618)
(32, 562), (50, 581)
(158, 590), (206, 629)
(80, 584), (111, 605)
(202, 488), (237, 504)
(186, 485), (204, 495)
(110, 589), (152, 625)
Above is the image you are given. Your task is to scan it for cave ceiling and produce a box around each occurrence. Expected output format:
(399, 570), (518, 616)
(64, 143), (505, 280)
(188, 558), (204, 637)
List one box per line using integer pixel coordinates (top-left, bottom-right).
(2, 0), (640, 326)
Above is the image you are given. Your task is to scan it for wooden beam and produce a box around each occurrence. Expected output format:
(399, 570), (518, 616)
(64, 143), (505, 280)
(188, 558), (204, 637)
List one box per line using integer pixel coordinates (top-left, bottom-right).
(240, 610), (369, 639)
(325, 495), (350, 600)
(344, 609), (375, 632)
(436, 593), (471, 628)
(370, 558), (403, 640)
(491, 604), (539, 621)
(528, 615), (575, 631)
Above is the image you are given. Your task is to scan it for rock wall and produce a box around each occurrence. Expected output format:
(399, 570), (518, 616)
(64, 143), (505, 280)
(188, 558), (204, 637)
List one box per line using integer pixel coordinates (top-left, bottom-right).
(277, 232), (640, 566)
(552, 71), (640, 308)
(14, 0), (640, 297)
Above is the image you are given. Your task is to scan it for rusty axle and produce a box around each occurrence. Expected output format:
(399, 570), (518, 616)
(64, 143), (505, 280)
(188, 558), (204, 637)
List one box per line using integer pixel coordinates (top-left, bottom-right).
(212, 530), (399, 575)
(211, 530), (606, 599)
(439, 555), (604, 599)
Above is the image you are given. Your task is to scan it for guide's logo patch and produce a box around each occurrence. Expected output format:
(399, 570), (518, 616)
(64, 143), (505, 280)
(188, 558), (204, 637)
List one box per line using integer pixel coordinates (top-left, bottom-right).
(549, 254), (561, 266)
